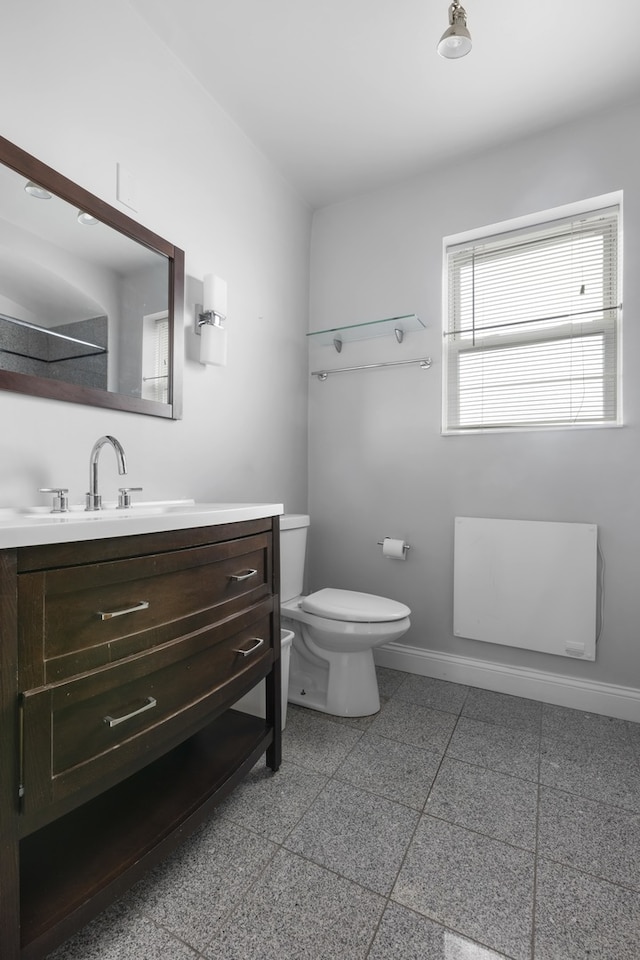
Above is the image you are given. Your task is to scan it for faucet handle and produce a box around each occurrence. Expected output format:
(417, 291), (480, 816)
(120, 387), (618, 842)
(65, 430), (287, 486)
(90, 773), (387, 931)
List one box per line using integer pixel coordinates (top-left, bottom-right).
(117, 486), (143, 509)
(39, 487), (69, 514)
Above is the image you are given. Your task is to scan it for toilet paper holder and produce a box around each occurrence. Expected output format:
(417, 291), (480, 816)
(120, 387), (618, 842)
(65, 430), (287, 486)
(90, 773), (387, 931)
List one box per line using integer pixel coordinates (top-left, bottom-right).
(377, 538), (411, 557)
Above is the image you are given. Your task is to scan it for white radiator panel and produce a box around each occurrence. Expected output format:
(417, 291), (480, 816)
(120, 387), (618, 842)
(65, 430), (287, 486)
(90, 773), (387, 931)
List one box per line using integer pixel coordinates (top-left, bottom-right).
(453, 517), (598, 660)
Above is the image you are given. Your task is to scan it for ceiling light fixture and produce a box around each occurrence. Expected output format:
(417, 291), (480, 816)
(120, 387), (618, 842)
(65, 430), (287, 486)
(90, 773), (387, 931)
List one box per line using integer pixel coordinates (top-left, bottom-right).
(24, 180), (52, 199)
(77, 211), (98, 225)
(437, 0), (472, 59)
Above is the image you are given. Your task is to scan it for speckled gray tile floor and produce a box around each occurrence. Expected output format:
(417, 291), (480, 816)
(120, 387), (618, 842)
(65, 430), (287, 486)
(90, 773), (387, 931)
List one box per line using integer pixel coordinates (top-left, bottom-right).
(283, 778), (419, 895)
(46, 666), (640, 960)
(392, 815), (535, 960)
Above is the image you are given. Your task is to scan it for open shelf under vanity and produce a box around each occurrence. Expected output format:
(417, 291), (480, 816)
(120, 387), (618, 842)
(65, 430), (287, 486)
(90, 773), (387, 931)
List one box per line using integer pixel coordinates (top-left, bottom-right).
(20, 712), (271, 958)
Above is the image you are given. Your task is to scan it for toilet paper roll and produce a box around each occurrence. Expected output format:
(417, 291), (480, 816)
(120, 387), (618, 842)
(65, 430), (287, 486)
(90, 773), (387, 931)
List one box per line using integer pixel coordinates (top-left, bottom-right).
(382, 538), (407, 560)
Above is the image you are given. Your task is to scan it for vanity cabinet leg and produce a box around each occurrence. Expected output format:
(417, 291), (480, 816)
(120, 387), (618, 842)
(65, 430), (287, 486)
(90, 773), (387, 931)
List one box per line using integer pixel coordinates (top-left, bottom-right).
(265, 619), (281, 772)
(266, 717), (281, 771)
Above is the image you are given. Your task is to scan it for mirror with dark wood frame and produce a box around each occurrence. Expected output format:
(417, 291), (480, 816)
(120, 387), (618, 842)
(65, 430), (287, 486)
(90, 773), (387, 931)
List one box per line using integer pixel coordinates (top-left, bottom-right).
(0, 136), (184, 419)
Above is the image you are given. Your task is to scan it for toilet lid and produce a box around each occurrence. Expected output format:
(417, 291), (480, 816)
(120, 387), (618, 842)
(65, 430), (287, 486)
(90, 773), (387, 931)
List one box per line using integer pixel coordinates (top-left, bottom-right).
(300, 588), (410, 623)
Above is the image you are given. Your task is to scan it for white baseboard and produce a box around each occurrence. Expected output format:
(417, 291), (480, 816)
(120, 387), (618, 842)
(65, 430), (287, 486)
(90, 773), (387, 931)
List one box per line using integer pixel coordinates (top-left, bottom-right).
(374, 642), (640, 723)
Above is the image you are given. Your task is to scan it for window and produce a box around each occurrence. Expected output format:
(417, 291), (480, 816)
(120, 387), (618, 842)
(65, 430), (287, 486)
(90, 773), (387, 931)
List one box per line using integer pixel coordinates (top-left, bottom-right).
(141, 311), (169, 404)
(442, 199), (621, 433)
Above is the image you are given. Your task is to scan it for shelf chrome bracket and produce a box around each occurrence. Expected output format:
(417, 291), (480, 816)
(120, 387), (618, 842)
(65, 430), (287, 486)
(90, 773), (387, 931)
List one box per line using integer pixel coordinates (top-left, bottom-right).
(307, 314), (426, 350)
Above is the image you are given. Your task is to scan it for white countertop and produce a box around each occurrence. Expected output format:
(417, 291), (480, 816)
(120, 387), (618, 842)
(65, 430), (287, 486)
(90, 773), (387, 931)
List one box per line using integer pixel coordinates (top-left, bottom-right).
(0, 501), (284, 549)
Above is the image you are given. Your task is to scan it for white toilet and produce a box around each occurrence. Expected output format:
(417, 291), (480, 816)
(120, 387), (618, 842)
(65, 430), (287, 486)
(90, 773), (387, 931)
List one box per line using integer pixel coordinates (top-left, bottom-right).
(280, 514), (411, 717)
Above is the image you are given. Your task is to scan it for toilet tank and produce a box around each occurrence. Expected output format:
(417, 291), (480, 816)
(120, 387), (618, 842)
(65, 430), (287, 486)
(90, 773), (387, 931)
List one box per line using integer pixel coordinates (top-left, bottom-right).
(279, 514), (310, 602)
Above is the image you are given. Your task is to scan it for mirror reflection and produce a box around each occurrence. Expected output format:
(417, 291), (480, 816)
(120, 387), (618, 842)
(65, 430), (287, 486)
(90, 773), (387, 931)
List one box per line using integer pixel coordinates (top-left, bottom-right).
(0, 159), (170, 403)
(0, 136), (183, 418)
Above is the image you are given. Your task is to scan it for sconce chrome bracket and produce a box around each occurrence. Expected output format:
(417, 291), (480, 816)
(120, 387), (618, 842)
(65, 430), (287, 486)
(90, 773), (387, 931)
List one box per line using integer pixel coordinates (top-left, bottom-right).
(195, 304), (226, 335)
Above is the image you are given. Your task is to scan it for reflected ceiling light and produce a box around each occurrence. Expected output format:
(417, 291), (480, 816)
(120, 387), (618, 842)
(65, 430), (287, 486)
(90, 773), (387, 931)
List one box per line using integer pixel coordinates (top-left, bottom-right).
(437, 0), (472, 59)
(77, 211), (98, 225)
(24, 180), (52, 199)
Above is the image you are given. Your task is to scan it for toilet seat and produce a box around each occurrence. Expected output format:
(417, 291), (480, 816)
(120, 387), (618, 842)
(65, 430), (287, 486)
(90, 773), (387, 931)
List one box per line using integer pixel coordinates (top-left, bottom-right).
(301, 588), (410, 623)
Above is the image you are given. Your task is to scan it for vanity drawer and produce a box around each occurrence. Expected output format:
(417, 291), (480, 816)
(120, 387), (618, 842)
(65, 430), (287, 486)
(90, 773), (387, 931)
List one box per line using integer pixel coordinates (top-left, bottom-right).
(19, 531), (272, 685)
(20, 599), (275, 821)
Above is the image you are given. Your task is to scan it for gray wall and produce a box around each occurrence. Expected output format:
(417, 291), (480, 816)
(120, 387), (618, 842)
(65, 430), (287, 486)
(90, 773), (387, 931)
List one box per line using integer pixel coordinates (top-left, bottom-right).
(308, 97), (640, 707)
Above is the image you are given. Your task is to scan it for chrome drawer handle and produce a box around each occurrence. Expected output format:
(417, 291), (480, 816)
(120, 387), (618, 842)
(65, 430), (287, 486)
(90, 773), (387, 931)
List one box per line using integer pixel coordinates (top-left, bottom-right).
(97, 600), (150, 621)
(233, 637), (265, 657)
(228, 568), (258, 583)
(103, 696), (157, 728)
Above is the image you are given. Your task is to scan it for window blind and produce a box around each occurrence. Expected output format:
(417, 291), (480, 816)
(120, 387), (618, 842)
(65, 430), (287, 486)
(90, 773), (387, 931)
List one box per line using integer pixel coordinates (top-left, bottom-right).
(149, 316), (169, 404)
(443, 206), (620, 433)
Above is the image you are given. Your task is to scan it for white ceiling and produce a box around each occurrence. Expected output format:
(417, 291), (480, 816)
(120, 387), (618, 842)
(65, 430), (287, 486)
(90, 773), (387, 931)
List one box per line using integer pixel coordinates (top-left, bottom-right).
(130, 0), (640, 208)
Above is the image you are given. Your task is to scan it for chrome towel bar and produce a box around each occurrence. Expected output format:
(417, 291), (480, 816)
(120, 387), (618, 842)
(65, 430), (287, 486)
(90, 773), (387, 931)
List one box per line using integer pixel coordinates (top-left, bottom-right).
(311, 357), (432, 381)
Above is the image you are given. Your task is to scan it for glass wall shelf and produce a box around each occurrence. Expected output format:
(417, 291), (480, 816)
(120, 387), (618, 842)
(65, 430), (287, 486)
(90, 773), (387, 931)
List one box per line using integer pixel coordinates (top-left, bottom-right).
(307, 314), (425, 351)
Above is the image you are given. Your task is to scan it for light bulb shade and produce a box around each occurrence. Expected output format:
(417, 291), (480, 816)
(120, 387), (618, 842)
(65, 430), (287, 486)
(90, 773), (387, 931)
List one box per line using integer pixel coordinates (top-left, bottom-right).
(199, 322), (227, 366)
(437, 2), (472, 59)
(203, 274), (227, 318)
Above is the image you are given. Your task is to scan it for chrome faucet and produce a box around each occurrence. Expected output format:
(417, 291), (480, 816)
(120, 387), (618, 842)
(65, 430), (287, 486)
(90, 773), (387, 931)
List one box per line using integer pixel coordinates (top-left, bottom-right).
(85, 435), (127, 511)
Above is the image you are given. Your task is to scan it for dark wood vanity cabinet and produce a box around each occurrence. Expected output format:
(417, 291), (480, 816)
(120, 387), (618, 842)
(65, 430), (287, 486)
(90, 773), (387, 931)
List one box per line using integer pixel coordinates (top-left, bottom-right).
(0, 516), (281, 959)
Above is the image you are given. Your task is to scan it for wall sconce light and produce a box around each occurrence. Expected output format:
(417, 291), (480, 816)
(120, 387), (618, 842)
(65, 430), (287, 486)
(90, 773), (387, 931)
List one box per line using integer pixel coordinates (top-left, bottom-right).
(196, 274), (228, 366)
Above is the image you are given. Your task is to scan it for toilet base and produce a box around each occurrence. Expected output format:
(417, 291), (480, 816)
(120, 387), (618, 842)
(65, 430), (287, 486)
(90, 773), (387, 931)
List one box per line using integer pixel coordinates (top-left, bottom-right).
(287, 633), (381, 717)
